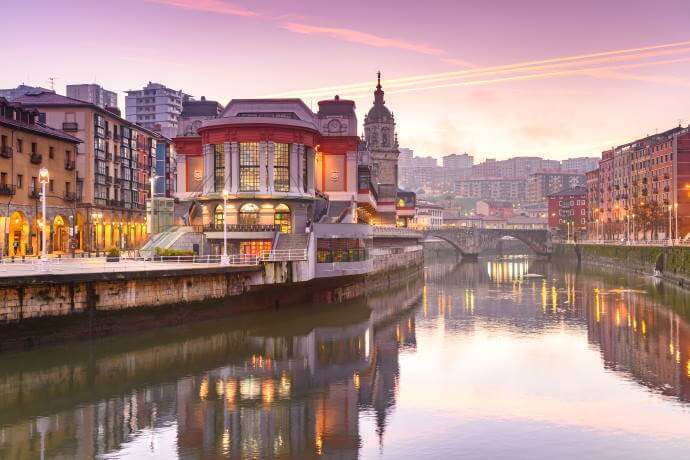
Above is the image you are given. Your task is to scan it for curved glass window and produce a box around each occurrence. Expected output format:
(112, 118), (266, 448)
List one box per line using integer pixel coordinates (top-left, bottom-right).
(274, 203), (291, 233)
(239, 203), (260, 226)
(214, 204), (225, 228)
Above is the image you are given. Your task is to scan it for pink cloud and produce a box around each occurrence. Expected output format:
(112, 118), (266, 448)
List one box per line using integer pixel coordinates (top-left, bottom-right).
(145, 0), (258, 17)
(283, 22), (445, 56)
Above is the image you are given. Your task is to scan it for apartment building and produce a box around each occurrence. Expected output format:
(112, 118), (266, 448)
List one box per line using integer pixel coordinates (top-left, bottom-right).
(0, 97), (81, 256)
(125, 82), (190, 138)
(66, 84), (118, 109)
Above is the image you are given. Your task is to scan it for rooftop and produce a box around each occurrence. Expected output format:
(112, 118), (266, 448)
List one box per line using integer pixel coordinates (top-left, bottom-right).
(547, 186), (587, 197)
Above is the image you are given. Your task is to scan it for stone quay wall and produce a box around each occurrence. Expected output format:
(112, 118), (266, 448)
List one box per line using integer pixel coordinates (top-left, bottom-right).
(554, 243), (690, 288)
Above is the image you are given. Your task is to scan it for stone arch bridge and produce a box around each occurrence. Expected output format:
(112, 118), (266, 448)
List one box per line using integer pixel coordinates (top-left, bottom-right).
(423, 228), (552, 259)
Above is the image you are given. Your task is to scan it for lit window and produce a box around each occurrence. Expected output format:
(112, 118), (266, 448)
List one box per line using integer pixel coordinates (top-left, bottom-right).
(274, 143), (290, 192)
(239, 202), (259, 225)
(239, 142), (259, 191)
(213, 144), (224, 192)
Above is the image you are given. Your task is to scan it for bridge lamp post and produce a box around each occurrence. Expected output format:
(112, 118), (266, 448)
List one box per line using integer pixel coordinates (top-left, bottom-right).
(220, 189), (230, 266)
(668, 204), (673, 244)
(38, 167), (50, 266)
(632, 214), (636, 241)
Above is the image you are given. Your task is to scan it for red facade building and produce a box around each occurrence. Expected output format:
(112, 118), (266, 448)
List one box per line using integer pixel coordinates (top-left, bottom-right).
(547, 186), (587, 236)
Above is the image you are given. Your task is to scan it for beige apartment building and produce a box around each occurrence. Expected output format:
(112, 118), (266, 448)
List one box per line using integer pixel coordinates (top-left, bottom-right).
(0, 97), (81, 256)
(15, 91), (161, 251)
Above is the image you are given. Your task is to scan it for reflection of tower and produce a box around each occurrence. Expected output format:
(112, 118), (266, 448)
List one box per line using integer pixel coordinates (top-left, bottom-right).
(359, 312), (416, 448)
(364, 72), (399, 189)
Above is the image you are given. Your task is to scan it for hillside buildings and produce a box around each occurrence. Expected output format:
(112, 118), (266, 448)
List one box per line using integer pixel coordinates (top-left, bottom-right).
(66, 84), (118, 109)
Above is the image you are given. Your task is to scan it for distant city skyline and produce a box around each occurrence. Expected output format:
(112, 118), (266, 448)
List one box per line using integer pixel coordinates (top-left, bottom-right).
(4, 0), (690, 160)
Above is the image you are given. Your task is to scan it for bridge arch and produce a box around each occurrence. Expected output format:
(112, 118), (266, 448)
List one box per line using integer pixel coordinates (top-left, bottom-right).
(424, 228), (551, 257)
(425, 233), (469, 256)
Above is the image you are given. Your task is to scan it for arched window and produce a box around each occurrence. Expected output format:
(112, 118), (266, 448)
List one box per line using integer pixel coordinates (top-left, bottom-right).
(239, 203), (260, 226)
(214, 204), (225, 228)
(381, 128), (389, 146)
(274, 204), (291, 233)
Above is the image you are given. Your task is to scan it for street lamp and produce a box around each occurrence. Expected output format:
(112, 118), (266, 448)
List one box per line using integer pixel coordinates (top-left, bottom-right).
(632, 214), (636, 241)
(150, 175), (158, 235)
(38, 167), (49, 263)
(220, 189), (229, 266)
(668, 204), (673, 243)
(674, 202), (679, 243)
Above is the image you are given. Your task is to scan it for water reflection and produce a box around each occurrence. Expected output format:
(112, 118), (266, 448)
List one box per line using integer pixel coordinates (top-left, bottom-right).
(2, 256), (690, 458)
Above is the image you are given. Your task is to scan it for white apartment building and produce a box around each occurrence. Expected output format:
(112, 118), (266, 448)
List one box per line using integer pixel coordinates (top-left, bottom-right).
(125, 82), (190, 138)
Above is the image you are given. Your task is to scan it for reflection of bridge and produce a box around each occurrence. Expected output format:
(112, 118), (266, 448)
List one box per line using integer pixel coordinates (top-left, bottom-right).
(423, 228), (552, 259)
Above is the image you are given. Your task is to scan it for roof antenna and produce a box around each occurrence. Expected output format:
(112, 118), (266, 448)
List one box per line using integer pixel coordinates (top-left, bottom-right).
(48, 77), (56, 91)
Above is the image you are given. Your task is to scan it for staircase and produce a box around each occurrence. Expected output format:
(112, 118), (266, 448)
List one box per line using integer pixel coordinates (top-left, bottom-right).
(139, 226), (194, 258)
(274, 233), (310, 252)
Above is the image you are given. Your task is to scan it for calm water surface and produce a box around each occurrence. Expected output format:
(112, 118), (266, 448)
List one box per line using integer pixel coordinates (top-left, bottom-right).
(1, 254), (690, 459)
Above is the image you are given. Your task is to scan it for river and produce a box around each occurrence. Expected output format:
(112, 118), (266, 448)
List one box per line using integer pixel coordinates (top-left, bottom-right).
(1, 254), (689, 459)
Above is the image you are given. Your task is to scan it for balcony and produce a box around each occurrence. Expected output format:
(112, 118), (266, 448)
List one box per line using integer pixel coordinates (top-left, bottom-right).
(113, 155), (121, 164)
(113, 132), (120, 141)
(106, 175), (113, 185)
(62, 122), (79, 132)
(0, 146), (12, 158)
(30, 153), (42, 164)
(203, 224), (279, 233)
(106, 130), (112, 138)
(664, 185), (670, 192)
(105, 152), (112, 161)
(0, 184), (16, 196)
(64, 191), (78, 202)
(29, 189), (41, 199)
(65, 159), (75, 170)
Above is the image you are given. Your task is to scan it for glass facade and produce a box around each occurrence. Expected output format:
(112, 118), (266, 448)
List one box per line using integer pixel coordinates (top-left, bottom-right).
(213, 144), (224, 193)
(274, 203), (291, 233)
(239, 142), (260, 191)
(274, 143), (290, 192)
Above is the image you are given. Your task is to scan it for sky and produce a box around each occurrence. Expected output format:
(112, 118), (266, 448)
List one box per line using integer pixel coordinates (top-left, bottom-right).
(4, 0), (690, 162)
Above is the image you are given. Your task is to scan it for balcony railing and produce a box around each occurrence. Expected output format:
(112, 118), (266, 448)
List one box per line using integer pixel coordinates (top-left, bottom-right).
(0, 146), (12, 158)
(203, 224), (279, 233)
(105, 152), (112, 161)
(113, 155), (121, 164)
(30, 153), (42, 164)
(106, 176), (113, 185)
(113, 132), (120, 141)
(62, 122), (78, 132)
(0, 184), (16, 196)
(64, 191), (78, 202)
(29, 189), (40, 199)
(65, 159), (75, 170)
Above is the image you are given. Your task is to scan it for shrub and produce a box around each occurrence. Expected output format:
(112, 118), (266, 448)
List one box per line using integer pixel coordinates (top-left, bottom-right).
(155, 247), (194, 257)
(107, 247), (121, 257)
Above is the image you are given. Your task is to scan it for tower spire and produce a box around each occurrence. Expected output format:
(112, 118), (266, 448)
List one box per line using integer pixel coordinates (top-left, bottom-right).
(377, 70), (381, 89)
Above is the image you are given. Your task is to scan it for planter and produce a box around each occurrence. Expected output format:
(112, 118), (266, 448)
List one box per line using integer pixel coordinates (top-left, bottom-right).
(106, 256), (120, 263)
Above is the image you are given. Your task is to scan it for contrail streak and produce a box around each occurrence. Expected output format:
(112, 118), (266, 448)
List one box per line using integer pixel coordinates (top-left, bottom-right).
(266, 40), (690, 98)
(338, 56), (690, 99)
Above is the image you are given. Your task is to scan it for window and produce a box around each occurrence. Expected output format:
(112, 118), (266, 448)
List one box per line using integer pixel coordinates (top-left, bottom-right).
(16, 139), (22, 152)
(0, 172), (6, 185)
(49, 146), (54, 159)
(31, 142), (37, 154)
(49, 179), (54, 193)
(274, 204), (291, 233)
(239, 142), (260, 191)
(214, 204), (225, 228)
(213, 144), (224, 192)
(274, 143), (290, 192)
(16, 174), (22, 189)
(239, 203), (259, 226)
(31, 177), (37, 193)
(302, 147), (308, 192)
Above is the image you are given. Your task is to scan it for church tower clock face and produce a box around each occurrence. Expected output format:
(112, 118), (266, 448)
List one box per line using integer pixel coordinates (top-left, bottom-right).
(328, 119), (341, 133)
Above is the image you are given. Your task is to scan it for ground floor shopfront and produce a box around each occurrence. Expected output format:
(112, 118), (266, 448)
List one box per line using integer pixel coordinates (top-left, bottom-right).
(0, 205), (148, 256)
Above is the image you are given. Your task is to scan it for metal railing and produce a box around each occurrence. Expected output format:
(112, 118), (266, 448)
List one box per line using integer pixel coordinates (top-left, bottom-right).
(203, 224), (279, 233)
(0, 146), (12, 158)
(563, 239), (690, 247)
(372, 225), (423, 237)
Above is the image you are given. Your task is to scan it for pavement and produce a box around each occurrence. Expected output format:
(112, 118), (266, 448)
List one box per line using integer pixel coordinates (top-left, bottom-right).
(0, 258), (251, 278)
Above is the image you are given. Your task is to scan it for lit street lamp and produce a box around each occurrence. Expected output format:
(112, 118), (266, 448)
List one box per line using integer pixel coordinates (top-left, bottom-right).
(221, 189), (230, 266)
(668, 204), (673, 243)
(632, 214), (636, 241)
(38, 167), (49, 264)
(674, 202), (679, 243)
